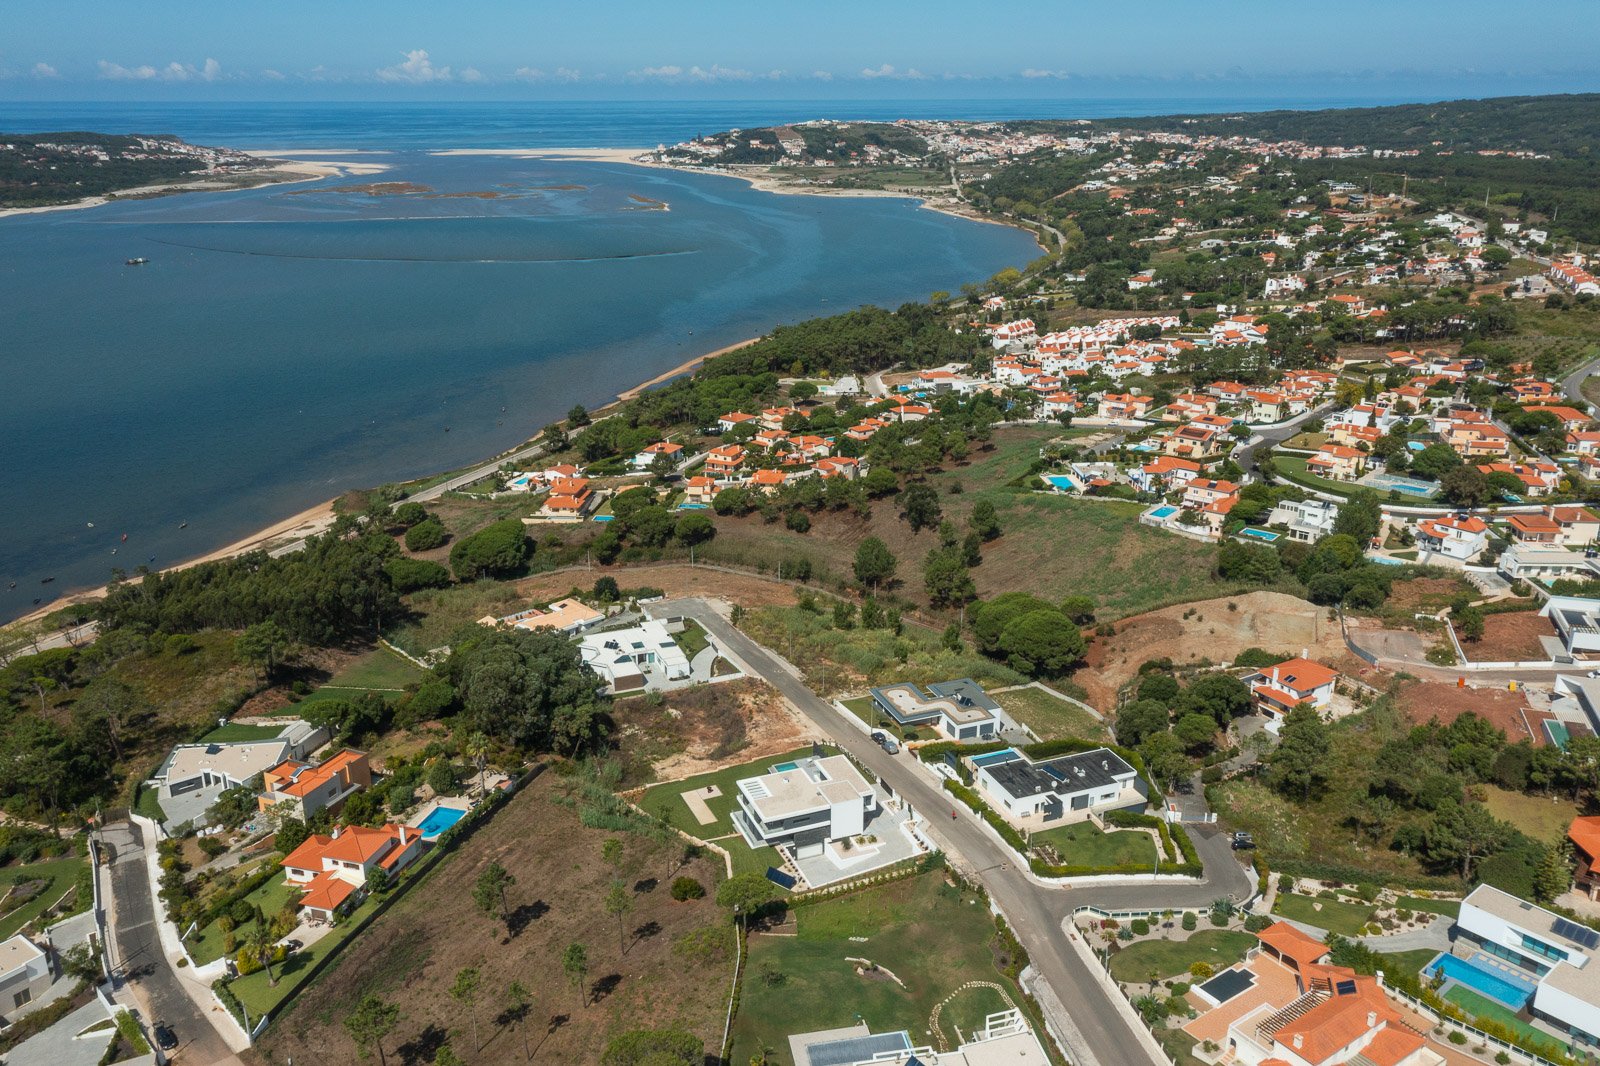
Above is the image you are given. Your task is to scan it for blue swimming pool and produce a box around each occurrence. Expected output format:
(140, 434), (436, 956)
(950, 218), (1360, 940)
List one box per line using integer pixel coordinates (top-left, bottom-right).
(1148, 505), (1178, 519)
(970, 749), (1020, 767)
(678, 503), (709, 510)
(1044, 475), (1077, 491)
(1368, 554), (1406, 565)
(1427, 953), (1536, 1009)
(417, 805), (467, 839)
(770, 761), (801, 773)
(1239, 527), (1281, 542)
(1362, 472), (1438, 498)
(592, 514), (615, 521)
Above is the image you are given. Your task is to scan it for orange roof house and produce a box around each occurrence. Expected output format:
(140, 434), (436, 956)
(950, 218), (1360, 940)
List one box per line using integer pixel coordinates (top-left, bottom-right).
(1570, 817), (1600, 899)
(1256, 921), (1331, 973)
(1243, 658), (1339, 716)
(281, 823), (423, 922)
(259, 750), (372, 821)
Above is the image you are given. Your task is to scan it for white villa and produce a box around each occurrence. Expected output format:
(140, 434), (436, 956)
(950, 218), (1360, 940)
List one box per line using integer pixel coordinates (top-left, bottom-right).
(733, 755), (877, 859)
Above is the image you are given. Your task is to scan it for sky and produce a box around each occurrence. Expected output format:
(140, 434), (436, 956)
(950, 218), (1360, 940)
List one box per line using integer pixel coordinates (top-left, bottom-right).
(3, 0), (1597, 104)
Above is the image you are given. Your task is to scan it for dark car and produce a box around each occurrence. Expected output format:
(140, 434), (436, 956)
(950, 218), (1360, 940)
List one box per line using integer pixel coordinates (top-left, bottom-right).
(870, 731), (885, 744)
(1231, 832), (1256, 851)
(154, 1022), (178, 1051)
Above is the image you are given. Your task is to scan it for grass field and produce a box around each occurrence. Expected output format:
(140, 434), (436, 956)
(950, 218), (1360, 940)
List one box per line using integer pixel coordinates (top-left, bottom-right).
(1378, 949), (1440, 979)
(674, 620), (711, 659)
(0, 853), (88, 941)
(1481, 786), (1581, 844)
(1445, 985), (1549, 1046)
(994, 686), (1109, 742)
(387, 580), (528, 657)
(1270, 455), (1358, 498)
(730, 872), (1013, 1064)
(187, 875), (299, 966)
(1108, 930), (1255, 983)
(1399, 896), (1461, 918)
(293, 645), (428, 707)
(1030, 821), (1156, 868)
(1272, 893), (1375, 937)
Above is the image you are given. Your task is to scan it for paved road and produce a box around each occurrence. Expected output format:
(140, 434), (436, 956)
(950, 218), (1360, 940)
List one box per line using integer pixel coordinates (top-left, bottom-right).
(1236, 401), (1336, 472)
(1563, 353), (1600, 410)
(102, 821), (237, 1065)
(655, 597), (1254, 1066)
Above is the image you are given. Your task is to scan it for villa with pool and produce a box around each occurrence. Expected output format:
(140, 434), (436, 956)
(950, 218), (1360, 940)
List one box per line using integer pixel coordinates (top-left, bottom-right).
(1426, 884), (1600, 1051)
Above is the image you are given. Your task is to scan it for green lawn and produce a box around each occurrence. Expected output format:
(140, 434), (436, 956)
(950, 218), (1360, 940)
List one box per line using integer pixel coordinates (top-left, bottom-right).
(674, 620), (711, 659)
(1270, 455), (1358, 498)
(994, 686), (1109, 742)
(133, 785), (167, 824)
(294, 646), (427, 708)
(1399, 896), (1461, 918)
(637, 746), (821, 882)
(1272, 892), (1375, 937)
(229, 891), (386, 1019)
(730, 872), (1013, 1064)
(187, 875), (300, 966)
(1445, 985), (1551, 1047)
(1108, 930), (1256, 983)
(0, 853), (89, 941)
(839, 695), (911, 740)
(1481, 786), (1581, 845)
(1378, 949), (1440, 980)
(201, 722), (290, 743)
(1030, 821), (1157, 869)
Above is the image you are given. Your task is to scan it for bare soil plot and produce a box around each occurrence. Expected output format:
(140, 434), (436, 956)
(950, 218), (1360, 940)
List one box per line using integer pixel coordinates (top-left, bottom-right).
(1460, 611), (1556, 663)
(610, 678), (811, 786)
(515, 564), (805, 611)
(255, 773), (731, 1066)
(1075, 592), (1355, 711)
(1396, 680), (1538, 742)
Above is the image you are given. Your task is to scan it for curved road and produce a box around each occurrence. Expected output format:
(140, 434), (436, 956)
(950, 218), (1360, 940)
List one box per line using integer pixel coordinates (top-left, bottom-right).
(654, 597), (1253, 1066)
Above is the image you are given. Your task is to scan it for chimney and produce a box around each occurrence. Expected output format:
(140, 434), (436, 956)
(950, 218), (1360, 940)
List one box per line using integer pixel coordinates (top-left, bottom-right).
(1293, 1035), (1304, 1050)
(1366, 1011), (1378, 1029)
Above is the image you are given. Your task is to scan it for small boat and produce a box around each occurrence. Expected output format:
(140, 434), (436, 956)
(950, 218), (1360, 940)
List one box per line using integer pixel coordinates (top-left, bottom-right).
(125, 257), (149, 266)
(40, 577), (54, 584)
(120, 533), (128, 542)
(179, 522), (188, 529)
(86, 521), (94, 528)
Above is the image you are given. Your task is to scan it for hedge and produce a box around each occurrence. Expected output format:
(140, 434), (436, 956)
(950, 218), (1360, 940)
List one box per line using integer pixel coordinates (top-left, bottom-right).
(197, 860), (282, 928)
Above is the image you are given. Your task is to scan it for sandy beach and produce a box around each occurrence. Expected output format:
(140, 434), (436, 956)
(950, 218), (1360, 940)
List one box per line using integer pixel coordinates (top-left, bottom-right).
(0, 156), (390, 220)
(429, 147), (649, 164)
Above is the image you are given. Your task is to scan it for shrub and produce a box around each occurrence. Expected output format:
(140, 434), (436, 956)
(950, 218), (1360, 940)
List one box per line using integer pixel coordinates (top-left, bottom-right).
(386, 557), (452, 592)
(448, 518), (530, 580)
(670, 877), (705, 902)
(1182, 912), (1198, 931)
(1190, 962), (1213, 979)
(1448, 1032), (1468, 1046)
(1131, 918), (1150, 936)
(404, 517), (448, 552)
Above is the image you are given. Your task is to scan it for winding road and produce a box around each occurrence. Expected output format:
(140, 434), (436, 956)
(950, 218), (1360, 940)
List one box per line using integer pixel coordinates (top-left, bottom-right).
(650, 597), (1254, 1066)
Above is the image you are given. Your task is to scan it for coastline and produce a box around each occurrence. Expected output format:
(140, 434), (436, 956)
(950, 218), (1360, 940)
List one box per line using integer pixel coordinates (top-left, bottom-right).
(423, 145), (1043, 246)
(6, 143), (1030, 632)
(0, 156), (390, 220)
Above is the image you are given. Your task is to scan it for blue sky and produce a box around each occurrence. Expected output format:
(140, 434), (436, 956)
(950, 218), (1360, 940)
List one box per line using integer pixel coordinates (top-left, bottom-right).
(4, 0), (1597, 102)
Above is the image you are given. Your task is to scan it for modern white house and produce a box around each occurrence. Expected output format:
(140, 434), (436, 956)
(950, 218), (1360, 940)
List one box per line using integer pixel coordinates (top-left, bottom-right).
(732, 755), (877, 859)
(868, 679), (1001, 741)
(149, 720), (328, 828)
(1266, 499), (1339, 543)
(1542, 596), (1600, 659)
(0, 934), (53, 1019)
(1498, 545), (1600, 585)
(970, 747), (1141, 826)
(787, 1009), (1049, 1066)
(1436, 884), (1600, 1049)
(576, 620), (692, 692)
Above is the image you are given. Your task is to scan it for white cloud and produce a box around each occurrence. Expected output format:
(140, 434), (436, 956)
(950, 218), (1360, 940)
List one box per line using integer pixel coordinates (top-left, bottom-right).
(376, 49), (451, 83)
(31, 62), (58, 78)
(688, 64), (751, 81)
(1020, 68), (1071, 79)
(627, 63), (753, 82)
(810, 70), (833, 81)
(459, 66), (484, 83)
(514, 66), (583, 82)
(261, 68), (285, 80)
(859, 63), (928, 80)
(632, 64), (682, 79)
(98, 57), (220, 81)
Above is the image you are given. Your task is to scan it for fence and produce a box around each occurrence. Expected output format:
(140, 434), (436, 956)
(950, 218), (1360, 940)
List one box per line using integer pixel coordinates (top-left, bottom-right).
(1337, 606), (1381, 667)
(1385, 983), (1570, 1066)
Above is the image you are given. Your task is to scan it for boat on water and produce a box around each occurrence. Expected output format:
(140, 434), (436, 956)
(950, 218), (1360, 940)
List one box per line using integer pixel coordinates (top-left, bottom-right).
(125, 257), (149, 266)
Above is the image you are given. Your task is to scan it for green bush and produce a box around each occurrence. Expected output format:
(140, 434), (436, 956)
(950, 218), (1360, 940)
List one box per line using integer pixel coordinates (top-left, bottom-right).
(448, 518), (530, 580)
(1182, 912), (1197, 931)
(670, 877), (705, 902)
(404, 517), (448, 552)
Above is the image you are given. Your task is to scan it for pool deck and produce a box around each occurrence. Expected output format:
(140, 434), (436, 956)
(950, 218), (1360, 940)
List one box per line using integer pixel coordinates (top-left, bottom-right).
(408, 796), (473, 837)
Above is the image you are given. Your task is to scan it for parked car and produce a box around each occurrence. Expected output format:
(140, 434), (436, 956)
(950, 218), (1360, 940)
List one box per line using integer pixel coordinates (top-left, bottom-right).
(1231, 831), (1256, 851)
(879, 735), (900, 755)
(154, 1022), (178, 1051)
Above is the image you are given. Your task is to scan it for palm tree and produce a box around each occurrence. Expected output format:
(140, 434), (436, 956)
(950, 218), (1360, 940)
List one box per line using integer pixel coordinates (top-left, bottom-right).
(465, 732), (491, 793)
(243, 924), (278, 987)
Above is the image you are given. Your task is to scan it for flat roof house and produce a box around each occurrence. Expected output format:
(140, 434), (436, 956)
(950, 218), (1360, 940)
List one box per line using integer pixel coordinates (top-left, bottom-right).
(1243, 658), (1339, 717)
(1447, 883), (1600, 1049)
(150, 720), (327, 827)
(0, 934), (53, 1020)
(972, 747), (1140, 827)
(577, 619), (692, 693)
(733, 755), (877, 859)
(1542, 596), (1600, 659)
(787, 1009), (1049, 1066)
(868, 679), (1001, 741)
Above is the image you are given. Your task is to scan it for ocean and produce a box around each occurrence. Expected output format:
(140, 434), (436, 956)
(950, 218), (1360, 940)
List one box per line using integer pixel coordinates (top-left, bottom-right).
(0, 97), (1381, 622)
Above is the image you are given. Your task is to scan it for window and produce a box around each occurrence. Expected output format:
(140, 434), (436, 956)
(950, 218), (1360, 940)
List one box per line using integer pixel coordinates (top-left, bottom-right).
(14, 988), (32, 1008)
(1519, 933), (1570, 964)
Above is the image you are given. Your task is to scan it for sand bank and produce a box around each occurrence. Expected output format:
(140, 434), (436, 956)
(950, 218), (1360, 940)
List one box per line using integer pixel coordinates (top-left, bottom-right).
(430, 147), (649, 164)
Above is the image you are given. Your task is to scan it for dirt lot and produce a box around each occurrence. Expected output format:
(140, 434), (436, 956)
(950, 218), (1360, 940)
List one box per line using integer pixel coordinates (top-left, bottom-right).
(255, 773), (730, 1066)
(514, 564), (805, 610)
(1076, 591), (1358, 710)
(1396, 680), (1539, 742)
(1460, 610), (1555, 664)
(611, 678), (811, 786)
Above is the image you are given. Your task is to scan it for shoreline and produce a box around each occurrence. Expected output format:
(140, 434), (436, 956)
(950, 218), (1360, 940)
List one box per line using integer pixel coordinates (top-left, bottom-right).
(0, 156), (390, 220)
(5, 144), (1030, 632)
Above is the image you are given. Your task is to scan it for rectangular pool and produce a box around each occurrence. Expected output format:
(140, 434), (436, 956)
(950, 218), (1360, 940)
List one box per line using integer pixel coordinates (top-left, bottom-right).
(1044, 475), (1078, 491)
(1546, 721), (1572, 749)
(1239, 527), (1281, 542)
(1427, 953), (1535, 1009)
(1148, 505), (1178, 520)
(1199, 967), (1256, 1005)
(770, 761), (801, 773)
(970, 749), (1020, 767)
(417, 805), (467, 839)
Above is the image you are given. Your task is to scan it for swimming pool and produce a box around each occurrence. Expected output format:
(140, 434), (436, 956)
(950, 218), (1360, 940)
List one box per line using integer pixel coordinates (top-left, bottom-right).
(1129, 442), (1160, 453)
(1427, 953), (1535, 1009)
(1239, 527), (1281, 542)
(1361, 472), (1438, 498)
(970, 749), (1020, 767)
(1547, 721), (1573, 748)
(1199, 967), (1257, 1005)
(417, 805), (467, 839)
(678, 503), (709, 510)
(1044, 475), (1077, 491)
(1368, 555), (1406, 566)
(770, 761), (801, 773)
(1148, 505), (1178, 520)
(592, 514), (615, 522)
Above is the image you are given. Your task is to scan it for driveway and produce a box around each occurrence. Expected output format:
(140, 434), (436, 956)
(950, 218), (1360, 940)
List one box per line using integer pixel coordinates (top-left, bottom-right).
(649, 597), (1255, 1066)
(102, 821), (239, 1065)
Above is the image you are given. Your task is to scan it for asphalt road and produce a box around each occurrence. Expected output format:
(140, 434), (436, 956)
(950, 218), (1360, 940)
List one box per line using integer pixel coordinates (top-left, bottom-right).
(1562, 353), (1600, 410)
(655, 597), (1254, 1066)
(1235, 401), (1336, 472)
(102, 821), (237, 1065)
